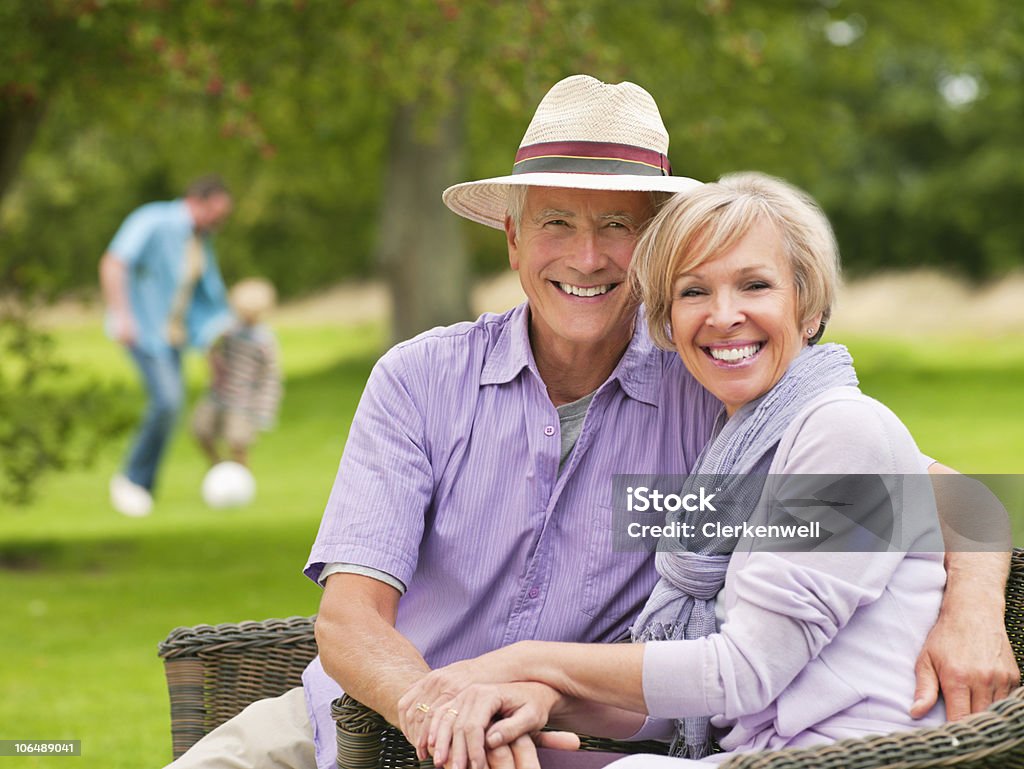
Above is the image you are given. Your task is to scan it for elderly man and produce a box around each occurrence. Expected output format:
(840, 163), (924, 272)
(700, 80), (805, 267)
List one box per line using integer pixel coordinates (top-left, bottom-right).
(100, 175), (234, 517)
(165, 76), (1016, 769)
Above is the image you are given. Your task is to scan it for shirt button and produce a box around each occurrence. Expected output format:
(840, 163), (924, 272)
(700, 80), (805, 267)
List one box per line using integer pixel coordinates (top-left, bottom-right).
(528, 587), (540, 599)
(543, 425), (556, 436)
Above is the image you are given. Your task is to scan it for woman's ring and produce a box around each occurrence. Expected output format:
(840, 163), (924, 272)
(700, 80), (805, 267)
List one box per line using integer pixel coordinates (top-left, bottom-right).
(416, 703), (431, 714)
(446, 708), (459, 718)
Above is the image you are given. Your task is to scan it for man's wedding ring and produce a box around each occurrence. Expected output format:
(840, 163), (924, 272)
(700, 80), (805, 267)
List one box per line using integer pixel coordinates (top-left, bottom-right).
(416, 703), (431, 714)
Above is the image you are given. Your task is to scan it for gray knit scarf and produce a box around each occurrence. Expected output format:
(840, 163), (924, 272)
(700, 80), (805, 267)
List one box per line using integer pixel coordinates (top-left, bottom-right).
(631, 343), (858, 759)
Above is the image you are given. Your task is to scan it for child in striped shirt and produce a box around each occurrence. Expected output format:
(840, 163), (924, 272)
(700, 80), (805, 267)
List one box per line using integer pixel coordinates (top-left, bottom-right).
(192, 277), (282, 467)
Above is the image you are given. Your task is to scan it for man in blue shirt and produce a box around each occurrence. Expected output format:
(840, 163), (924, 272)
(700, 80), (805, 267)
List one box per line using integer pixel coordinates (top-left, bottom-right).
(99, 175), (234, 516)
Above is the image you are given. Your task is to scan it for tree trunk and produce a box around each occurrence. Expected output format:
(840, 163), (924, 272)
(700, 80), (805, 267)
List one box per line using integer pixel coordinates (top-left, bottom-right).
(376, 95), (472, 345)
(0, 97), (47, 206)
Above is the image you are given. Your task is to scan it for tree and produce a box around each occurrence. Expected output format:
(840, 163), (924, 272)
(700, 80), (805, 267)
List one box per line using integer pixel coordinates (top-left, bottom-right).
(286, 0), (615, 341)
(5, 1), (1022, 299)
(0, 0), (267, 504)
(2, 0), (1022, 504)
(0, 1), (149, 205)
(610, 1), (1024, 280)
(377, 95), (472, 340)
(0, 309), (135, 505)
(1, 0), (615, 336)
(0, 0), (614, 501)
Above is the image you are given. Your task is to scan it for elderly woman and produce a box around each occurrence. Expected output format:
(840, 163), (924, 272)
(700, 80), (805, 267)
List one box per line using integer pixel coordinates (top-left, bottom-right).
(399, 173), (947, 768)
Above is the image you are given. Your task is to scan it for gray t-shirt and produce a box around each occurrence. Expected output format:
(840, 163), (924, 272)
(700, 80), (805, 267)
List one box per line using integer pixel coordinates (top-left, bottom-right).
(556, 391), (596, 470)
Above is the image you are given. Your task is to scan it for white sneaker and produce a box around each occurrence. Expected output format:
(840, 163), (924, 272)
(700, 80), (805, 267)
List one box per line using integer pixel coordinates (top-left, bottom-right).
(110, 474), (153, 517)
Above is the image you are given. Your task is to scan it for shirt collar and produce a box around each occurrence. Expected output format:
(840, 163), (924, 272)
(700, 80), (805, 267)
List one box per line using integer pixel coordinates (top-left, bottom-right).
(607, 306), (662, 407)
(164, 199), (193, 231)
(174, 198), (202, 234)
(480, 303), (663, 406)
(480, 304), (534, 386)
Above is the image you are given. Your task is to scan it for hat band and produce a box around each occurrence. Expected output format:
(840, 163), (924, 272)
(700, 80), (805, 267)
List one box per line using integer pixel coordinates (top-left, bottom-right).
(512, 140), (671, 177)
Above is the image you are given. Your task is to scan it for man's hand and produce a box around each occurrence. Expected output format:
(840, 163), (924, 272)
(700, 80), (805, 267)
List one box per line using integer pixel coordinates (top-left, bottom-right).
(911, 586), (1019, 720)
(112, 311), (137, 347)
(918, 467), (1020, 720)
(99, 253), (136, 346)
(480, 733), (578, 769)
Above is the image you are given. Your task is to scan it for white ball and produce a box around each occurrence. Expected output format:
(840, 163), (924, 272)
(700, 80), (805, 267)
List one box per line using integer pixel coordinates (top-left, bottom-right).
(201, 461), (256, 509)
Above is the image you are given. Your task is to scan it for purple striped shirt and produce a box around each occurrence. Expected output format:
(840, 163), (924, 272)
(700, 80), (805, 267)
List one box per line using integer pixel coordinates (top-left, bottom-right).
(302, 304), (720, 769)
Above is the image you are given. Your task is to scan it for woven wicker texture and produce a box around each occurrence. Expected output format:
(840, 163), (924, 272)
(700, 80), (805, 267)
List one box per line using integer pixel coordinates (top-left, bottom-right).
(157, 616), (317, 759)
(159, 550), (1024, 767)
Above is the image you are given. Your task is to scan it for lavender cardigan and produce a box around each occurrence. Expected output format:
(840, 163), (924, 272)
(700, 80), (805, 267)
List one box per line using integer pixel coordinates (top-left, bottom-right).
(623, 387), (946, 766)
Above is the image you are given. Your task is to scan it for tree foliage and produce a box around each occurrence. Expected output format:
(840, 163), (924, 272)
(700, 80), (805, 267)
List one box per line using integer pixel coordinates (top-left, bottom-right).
(0, 305), (134, 505)
(609, 1), (1023, 278)
(4, 1), (1020, 298)
(1, 1), (1022, 503)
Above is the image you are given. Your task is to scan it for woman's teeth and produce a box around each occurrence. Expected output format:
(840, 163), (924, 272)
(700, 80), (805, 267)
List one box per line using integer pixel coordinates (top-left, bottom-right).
(708, 343), (762, 362)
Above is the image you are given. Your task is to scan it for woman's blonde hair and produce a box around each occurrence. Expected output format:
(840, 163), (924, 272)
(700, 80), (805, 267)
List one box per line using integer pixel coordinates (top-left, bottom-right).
(630, 172), (841, 350)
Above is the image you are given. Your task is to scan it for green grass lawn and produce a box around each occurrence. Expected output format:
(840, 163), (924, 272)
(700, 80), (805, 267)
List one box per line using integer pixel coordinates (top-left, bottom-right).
(843, 335), (1024, 474)
(0, 319), (1021, 768)
(0, 319), (384, 768)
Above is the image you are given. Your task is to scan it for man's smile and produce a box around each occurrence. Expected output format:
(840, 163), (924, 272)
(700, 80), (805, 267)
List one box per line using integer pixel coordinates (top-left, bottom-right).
(553, 281), (618, 298)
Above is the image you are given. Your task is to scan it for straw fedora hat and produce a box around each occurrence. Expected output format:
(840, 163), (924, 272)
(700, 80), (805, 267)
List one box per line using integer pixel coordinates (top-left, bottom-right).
(443, 74), (702, 229)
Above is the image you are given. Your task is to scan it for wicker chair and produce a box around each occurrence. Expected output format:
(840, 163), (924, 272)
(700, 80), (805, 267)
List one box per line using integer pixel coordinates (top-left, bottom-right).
(158, 616), (319, 759)
(159, 549), (1024, 767)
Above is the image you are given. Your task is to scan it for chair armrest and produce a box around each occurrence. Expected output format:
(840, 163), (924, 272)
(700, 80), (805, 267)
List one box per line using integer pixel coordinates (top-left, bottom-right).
(158, 616), (317, 759)
(719, 686), (1024, 768)
(719, 547), (1024, 768)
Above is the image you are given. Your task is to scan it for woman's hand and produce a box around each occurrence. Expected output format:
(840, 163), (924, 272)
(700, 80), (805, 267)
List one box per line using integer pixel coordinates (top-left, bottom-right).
(426, 681), (567, 769)
(398, 649), (521, 759)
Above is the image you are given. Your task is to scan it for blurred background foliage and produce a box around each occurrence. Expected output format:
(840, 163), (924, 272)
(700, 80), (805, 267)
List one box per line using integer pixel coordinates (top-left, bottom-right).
(1, 0), (1022, 502)
(2, 0), (1021, 299)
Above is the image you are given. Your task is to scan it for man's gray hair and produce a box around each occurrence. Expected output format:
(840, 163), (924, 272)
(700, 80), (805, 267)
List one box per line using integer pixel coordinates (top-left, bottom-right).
(507, 186), (528, 233)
